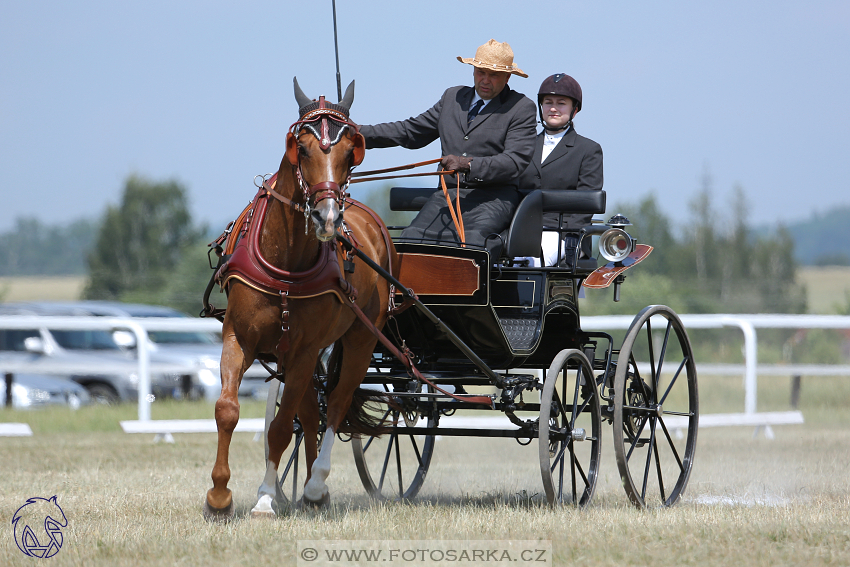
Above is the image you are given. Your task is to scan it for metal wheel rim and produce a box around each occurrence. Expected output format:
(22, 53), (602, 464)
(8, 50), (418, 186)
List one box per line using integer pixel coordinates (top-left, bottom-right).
(612, 305), (699, 508)
(539, 349), (602, 506)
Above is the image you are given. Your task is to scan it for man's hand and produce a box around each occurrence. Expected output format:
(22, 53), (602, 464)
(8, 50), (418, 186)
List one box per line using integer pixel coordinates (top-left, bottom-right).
(441, 154), (472, 173)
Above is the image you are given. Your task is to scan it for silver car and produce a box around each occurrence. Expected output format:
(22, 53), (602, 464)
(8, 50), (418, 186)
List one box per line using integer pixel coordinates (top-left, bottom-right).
(0, 372), (91, 409)
(0, 301), (271, 402)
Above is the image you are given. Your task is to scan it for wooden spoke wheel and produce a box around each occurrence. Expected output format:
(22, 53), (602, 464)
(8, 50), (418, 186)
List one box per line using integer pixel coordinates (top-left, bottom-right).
(351, 383), (436, 501)
(613, 305), (699, 508)
(539, 349), (602, 506)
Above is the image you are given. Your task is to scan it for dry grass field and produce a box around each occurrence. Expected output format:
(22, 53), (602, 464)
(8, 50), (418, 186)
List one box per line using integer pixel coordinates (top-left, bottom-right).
(797, 266), (850, 314)
(1, 375), (849, 567)
(0, 276), (86, 302)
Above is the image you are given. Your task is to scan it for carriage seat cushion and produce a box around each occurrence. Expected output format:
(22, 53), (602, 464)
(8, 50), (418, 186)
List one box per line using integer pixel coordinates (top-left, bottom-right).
(389, 187), (436, 211)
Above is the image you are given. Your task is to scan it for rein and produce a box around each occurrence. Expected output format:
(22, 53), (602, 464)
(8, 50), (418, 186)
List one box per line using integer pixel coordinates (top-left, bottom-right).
(350, 158), (467, 246)
(350, 158), (449, 184)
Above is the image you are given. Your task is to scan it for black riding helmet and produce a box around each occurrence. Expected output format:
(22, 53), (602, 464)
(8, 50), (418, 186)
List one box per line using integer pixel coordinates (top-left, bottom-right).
(538, 73), (582, 131)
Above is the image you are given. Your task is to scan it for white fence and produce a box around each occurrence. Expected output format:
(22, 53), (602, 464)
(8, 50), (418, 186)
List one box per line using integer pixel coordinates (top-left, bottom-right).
(2, 313), (850, 438)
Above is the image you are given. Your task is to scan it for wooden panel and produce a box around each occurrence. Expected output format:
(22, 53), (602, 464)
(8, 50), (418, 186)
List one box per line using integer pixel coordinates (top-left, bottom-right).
(397, 253), (480, 296)
(583, 244), (653, 289)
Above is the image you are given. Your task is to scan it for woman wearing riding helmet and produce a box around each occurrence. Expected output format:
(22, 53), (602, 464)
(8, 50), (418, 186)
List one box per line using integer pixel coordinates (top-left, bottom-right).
(516, 73), (603, 267)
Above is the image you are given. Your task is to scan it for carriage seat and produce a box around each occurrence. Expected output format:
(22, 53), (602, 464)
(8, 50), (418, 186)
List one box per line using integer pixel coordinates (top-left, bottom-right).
(504, 190), (606, 271)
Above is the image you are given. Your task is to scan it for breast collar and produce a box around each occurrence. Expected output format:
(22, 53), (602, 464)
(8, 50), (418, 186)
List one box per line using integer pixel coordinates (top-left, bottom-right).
(215, 185), (350, 302)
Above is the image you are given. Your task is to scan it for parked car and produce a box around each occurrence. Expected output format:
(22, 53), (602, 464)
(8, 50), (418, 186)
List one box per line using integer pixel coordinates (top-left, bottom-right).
(0, 301), (271, 402)
(0, 372), (91, 409)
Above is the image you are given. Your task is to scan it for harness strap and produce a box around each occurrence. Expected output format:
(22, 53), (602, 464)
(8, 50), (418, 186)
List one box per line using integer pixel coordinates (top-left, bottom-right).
(344, 199), (394, 279)
(345, 297), (494, 408)
(263, 180), (306, 213)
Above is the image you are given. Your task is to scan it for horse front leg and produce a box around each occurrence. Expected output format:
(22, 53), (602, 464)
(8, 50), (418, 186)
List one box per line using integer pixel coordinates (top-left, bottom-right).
(252, 354), (317, 516)
(251, 380), (321, 517)
(205, 331), (248, 522)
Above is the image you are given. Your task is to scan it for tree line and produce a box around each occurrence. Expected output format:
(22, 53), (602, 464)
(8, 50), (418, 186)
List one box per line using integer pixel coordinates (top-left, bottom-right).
(585, 183), (807, 316)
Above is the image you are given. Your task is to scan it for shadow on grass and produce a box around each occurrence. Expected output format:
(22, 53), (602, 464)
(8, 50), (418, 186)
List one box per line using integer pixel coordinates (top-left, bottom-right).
(219, 488), (604, 523)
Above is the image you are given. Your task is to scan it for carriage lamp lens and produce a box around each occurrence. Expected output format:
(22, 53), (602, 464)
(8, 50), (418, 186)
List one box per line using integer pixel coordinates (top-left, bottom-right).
(599, 228), (634, 263)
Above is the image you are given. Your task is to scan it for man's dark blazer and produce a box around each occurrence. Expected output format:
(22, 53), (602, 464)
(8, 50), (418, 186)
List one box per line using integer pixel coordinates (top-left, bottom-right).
(517, 126), (603, 230)
(360, 85), (537, 247)
(360, 84), (537, 190)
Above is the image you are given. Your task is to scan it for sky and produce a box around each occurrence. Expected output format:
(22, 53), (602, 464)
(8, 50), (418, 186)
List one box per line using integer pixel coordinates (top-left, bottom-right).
(1, 1), (848, 233)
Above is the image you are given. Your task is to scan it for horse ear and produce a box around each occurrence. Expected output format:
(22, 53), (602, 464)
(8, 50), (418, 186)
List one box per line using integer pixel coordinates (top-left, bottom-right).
(339, 80), (355, 110)
(351, 132), (365, 166)
(285, 132), (299, 166)
(293, 77), (312, 110)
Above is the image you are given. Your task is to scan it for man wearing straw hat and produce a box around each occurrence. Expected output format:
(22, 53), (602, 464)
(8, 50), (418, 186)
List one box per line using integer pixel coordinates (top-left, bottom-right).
(359, 39), (537, 250)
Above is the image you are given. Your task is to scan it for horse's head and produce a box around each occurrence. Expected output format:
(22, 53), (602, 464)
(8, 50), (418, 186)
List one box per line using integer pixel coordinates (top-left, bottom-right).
(285, 78), (365, 241)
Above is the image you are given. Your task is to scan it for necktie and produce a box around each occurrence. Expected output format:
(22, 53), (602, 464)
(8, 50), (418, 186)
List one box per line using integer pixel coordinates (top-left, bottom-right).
(467, 100), (484, 125)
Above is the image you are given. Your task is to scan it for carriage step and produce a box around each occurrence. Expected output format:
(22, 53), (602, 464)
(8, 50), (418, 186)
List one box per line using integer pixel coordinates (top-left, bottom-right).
(498, 316), (540, 351)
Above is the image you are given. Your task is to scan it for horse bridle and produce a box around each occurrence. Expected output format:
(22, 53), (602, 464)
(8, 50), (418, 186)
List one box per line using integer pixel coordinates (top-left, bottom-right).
(285, 97), (364, 213)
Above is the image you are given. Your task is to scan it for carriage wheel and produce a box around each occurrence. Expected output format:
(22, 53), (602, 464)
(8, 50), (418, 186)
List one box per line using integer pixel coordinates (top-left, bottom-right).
(351, 383), (436, 500)
(539, 349), (602, 506)
(612, 305), (699, 508)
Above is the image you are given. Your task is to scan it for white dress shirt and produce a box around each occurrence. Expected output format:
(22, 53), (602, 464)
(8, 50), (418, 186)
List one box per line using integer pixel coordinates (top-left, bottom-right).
(541, 126), (569, 163)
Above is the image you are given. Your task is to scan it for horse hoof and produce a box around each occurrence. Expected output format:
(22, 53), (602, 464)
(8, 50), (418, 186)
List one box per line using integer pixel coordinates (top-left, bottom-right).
(203, 498), (236, 523)
(250, 494), (276, 518)
(300, 491), (330, 509)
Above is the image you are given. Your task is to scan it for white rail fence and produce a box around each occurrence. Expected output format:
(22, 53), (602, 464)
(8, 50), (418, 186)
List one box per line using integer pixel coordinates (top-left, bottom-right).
(2, 314), (849, 439)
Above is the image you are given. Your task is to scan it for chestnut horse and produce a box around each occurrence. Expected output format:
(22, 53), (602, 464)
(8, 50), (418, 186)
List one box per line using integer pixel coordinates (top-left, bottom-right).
(203, 79), (397, 521)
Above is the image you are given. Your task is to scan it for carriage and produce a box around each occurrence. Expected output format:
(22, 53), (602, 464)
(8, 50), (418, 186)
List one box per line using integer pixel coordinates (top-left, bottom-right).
(253, 183), (697, 509)
(200, 82), (698, 518)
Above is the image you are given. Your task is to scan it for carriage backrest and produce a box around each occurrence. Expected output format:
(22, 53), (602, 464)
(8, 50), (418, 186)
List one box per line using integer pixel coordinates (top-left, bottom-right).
(505, 190), (542, 257)
(541, 189), (606, 215)
(389, 187), (436, 211)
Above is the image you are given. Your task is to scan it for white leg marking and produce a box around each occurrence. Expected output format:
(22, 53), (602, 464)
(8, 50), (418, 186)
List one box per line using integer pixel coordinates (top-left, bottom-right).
(251, 494), (275, 517)
(303, 427), (336, 502)
(251, 460), (280, 517)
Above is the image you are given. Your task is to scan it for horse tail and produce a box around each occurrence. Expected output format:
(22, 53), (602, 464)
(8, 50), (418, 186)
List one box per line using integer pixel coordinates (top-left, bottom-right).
(323, 340), (400, 438)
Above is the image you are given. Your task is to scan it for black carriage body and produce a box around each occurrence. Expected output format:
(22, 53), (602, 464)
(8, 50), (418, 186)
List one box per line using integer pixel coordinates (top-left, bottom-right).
(377, 242), (591, 375)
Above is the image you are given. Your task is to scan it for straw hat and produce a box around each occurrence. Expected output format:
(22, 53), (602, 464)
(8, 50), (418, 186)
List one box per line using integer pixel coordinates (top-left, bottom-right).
(457, 39), (528, 78)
